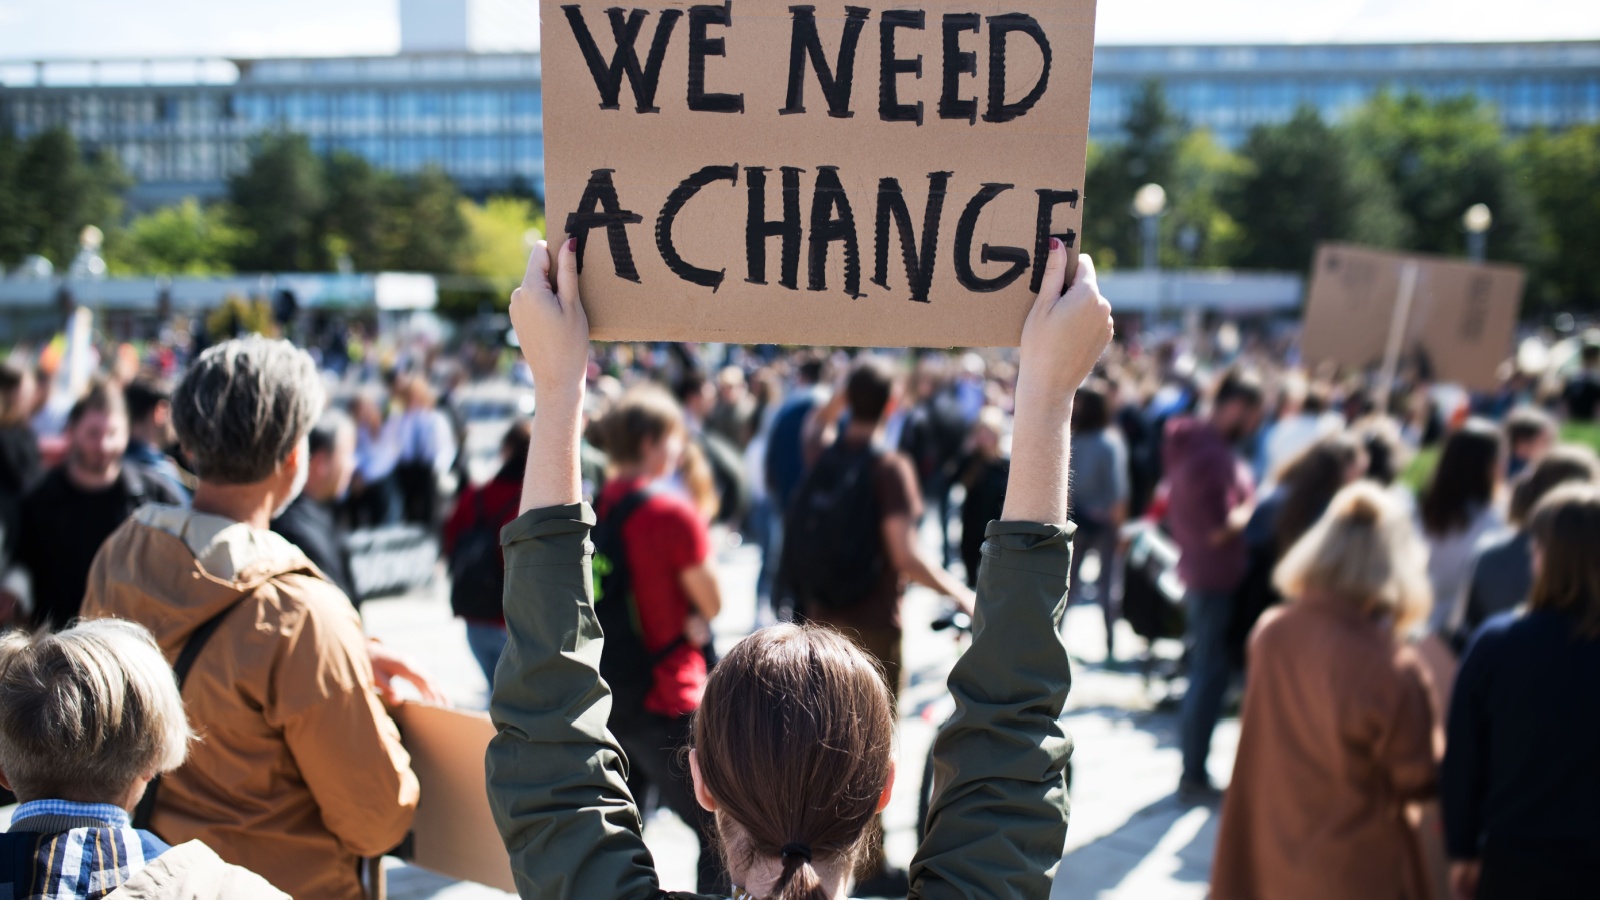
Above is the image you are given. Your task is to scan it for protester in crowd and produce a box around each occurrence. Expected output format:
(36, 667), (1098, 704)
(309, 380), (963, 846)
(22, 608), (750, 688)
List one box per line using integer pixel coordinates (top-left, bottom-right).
(1230, 433), (1368, 668)
(788, 355), (976, 895)
(1443, 483), (1600, 900)
(1356, 415), (1411, 489)
(1212, 482), (1437, 900)
(1256, 373), (1339, 483)
(0, 363), (40, 622)
(1461, 444), (1600, 638)
(592, 384), (726, 893)
(1164, 370), (1264, 802)
(79, 337), (440, 900)
(762, 354), (827, 620)
(486, 235), (1105, 900)
(1067, 380), (1130, 660)
(1418, 419), (1506, 646)
(393, 376), (456, 526)
(0, 619), (287, 898)
(444, 419), (531, 682)
(675, 369), (750, 528)
(349, 391), (402, 527)
(15, 383), (185, 630)
(271, 408), (362, 605)
(123, 378), (190, 503)
(1501, 405), (1556, 479)
(898, 359), (969, 569)
(1559, 338), (1600, 422)
(957, 406), (1010, 590)
(707, 365), (756, 449)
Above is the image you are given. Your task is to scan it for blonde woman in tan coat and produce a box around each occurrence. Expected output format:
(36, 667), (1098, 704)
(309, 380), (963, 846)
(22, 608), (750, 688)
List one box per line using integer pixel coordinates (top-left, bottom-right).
(1212, 482), (1440, 900)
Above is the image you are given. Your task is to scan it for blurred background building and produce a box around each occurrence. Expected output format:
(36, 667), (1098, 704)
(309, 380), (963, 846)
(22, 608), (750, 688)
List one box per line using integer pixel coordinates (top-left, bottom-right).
(1, 0), (1596, 207)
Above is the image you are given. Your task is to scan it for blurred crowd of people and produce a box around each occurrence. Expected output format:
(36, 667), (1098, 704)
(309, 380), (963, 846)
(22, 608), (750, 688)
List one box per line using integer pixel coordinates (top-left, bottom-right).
(0, 308), (1598, 899)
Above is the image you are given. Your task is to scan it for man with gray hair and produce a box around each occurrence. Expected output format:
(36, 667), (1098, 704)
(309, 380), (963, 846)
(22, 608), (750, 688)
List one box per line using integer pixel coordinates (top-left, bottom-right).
(80, 336), (437, 900)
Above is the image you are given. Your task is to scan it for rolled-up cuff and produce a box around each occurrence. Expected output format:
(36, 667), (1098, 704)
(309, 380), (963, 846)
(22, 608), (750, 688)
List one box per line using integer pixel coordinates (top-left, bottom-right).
(980, 520), (1076, 578)
(501, 503), (595, 561)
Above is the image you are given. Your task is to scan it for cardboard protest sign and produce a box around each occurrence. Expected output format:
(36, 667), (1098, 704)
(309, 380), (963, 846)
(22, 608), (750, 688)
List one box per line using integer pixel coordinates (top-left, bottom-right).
(394, 703), (516, 892)
(1301, 243), (1525, 390)
(540, 0), (1099, 346)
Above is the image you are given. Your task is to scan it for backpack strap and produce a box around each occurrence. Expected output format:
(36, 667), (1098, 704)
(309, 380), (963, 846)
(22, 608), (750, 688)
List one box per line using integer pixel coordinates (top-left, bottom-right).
(132, 595), (251, 832)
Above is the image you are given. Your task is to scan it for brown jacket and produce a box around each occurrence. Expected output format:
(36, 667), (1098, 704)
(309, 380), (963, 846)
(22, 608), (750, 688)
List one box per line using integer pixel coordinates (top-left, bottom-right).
(1212, 594), (1440, 900)
(82, 507), (419, 900)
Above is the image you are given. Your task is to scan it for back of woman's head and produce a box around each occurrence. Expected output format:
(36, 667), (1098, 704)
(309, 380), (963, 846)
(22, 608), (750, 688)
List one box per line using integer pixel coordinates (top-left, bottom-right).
(692, 625), (894, 900)
(1275, 481), (1432, 635)
(1508, 444), (1600, 527)
(598, 385), (684, 466)
(1420, 418), (1503, 536)
(1272, 433), (1368, 555)
(1528, 483), (1600, 639)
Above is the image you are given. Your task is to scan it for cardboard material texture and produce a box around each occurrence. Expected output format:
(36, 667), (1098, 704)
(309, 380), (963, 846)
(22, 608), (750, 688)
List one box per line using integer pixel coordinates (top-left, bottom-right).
(1301, 243), (1525, 390)
(394, 702), (516, 892)
(540, 0), (1098, 347)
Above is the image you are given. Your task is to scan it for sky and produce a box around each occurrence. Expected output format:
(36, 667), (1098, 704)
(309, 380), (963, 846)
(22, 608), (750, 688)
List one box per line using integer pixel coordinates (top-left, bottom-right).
(0, 0), (1597, 60)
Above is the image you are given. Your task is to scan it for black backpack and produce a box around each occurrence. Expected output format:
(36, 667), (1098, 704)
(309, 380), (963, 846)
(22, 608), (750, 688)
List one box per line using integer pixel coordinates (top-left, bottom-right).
(593, 487), (684, 718)
(449, 490), (520, 621)
(779, 442), (886, 612)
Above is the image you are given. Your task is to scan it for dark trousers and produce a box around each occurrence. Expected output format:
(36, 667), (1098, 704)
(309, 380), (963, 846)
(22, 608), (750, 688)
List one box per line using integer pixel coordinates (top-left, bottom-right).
(611, 711), (728, 895)
(394, 462), (436, 526)
(1479, 845), (1600, 900)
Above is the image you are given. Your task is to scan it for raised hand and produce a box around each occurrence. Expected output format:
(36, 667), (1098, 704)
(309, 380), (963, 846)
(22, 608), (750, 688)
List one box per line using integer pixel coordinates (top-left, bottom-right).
(511, 238), (591, 511)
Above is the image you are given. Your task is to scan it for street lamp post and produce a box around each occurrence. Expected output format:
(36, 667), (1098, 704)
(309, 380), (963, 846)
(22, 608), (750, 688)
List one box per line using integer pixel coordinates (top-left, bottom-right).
(1463, 203), (1493, 263)
(1133, 183), (1167, 272)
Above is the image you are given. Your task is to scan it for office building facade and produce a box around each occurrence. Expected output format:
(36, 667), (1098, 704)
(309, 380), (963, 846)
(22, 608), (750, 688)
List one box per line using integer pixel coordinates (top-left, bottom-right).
(3, 39), (1597, 206)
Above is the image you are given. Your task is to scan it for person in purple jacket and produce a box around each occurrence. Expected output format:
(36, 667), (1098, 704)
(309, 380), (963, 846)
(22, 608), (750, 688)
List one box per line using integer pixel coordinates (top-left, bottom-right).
(1163, 369), (1264, 802)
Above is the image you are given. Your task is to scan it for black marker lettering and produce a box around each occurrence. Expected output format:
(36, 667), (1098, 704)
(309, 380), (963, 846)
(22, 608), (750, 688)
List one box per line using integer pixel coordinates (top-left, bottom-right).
(808, 166), (864, 297)
(658, 164), (740, 291)
(878, 10), (925, 124)
(565, 168), (644, 283)
(939, 13), (980, 123)
(782, 5), (870, 117)
(562, 5), (682, 113)
(745, 166), (805, 289)
(954, 183), (1027, 292)
(687, 2), (745, 113)
(1029, 188), (1079, 292)
(983, 13), (1051, 124)
(873, 171), (952, 303)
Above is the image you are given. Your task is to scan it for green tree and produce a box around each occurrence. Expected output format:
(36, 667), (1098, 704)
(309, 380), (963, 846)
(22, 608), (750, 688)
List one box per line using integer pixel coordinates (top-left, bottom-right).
(228, 133), (328, 271)
(1165, 130), (1248, 268)
(380, 167), (469, 272)
(0, 128), (24, 267)
(12, 128), (129, 268)
(319, 151), (392, 271)
(1082, 81), (1186, 268)
(1225, 107), (1406, 271)
(105, 198), (243, 275)
(1347, 93), (1539, 264)
(457, 196), (545, 280)
(1516, 124), (1600, 313)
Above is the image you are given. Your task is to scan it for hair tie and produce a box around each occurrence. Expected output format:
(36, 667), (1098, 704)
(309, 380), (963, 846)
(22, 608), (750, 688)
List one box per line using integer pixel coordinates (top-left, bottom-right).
(780, 843), (813, 864)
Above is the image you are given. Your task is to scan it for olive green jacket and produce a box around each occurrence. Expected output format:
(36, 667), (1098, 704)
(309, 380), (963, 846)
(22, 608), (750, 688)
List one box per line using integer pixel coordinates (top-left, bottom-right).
(486, 503), (1075, 899)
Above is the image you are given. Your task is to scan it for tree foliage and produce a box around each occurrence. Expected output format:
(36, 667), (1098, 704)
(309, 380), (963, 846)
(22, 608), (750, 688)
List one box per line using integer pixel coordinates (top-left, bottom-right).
(105, 198), (243, 275)
(1225, 107), (1405, 270)
(1515, 124), (1600, 313)
(0, 127), (128, 269)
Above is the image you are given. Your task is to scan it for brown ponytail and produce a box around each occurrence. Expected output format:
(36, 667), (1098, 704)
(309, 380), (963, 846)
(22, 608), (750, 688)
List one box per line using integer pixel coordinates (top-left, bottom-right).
(692, 625), (895, 900)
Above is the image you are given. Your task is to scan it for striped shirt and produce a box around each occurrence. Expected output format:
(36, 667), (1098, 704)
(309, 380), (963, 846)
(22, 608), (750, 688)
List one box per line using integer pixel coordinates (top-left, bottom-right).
(1, 800), (170, 899)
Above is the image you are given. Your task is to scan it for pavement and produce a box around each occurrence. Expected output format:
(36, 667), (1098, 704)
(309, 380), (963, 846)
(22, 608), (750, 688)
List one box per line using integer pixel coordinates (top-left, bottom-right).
(364, 518), (1240, 900)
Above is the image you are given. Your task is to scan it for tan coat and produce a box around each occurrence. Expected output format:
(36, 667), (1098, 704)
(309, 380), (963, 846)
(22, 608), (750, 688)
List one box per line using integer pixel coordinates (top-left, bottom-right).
(1211, 593), (1440, 900)
(82, 507), (419, 900)
(107, 840), (289, 900)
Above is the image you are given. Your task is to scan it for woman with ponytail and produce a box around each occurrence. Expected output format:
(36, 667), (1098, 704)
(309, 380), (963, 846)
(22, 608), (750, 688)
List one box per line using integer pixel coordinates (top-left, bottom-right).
(485, 235), (1111, 899)
(1211, 482), (1440, 900)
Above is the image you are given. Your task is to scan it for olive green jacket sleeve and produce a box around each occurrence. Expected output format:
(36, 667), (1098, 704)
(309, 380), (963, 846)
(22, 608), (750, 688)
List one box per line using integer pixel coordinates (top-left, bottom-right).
(909, 520), (1076, 900)
(485, 505), (1072, 900)
(485, 503), (702, 900)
